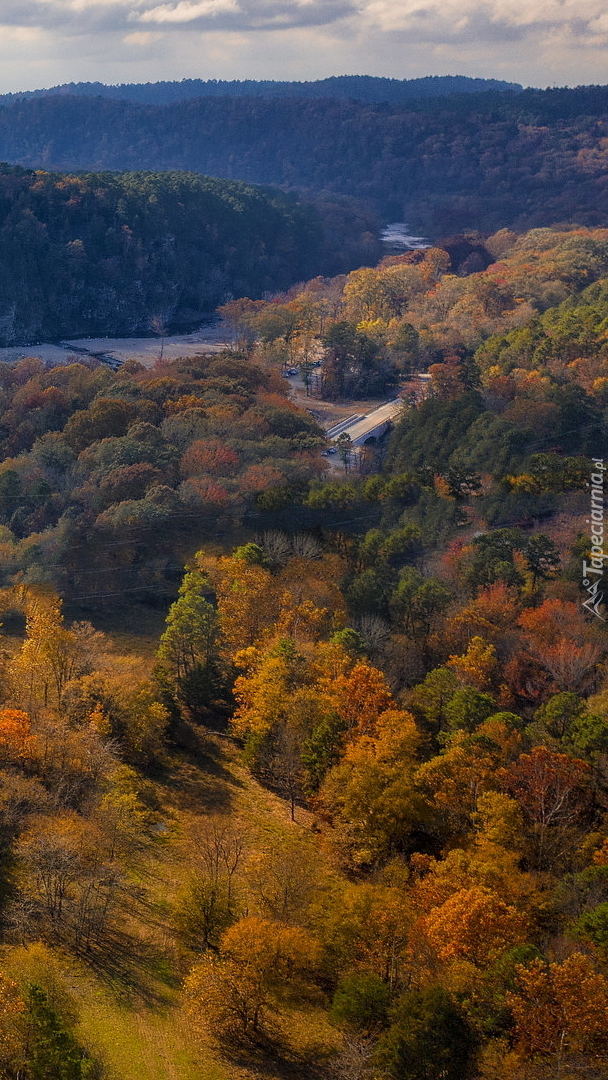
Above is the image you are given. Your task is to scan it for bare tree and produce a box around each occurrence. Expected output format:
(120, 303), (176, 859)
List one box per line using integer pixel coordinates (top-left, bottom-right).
(290, 532), (323, 560)
(150, 314), (168, 361)
(330, 1035), (375, 1080)
(355, 614), (391, 660)
(176, 819), (246, 948)
(191, 818), (245, 905)
(257, 530), (292, 570)
(269, 723), (303, 822)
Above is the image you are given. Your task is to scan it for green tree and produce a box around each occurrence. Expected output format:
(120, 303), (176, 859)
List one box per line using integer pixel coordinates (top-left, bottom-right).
(301, 711), (348, 792)
(409, 667), (460, 734)
(524, 533), (561, 589)
(375, 987), (476, 1080)
(445, 688), (497, 733)
(158, 570), (219, 683)
(574, 903), (608, 952)
(390, 567), (450, 638)
(443, 467), (482, 501)
(336, 432), (353, 473)
(466, 528), (525, 591)
(331, 973), (390, 1035)
(534, 692), (586, 739)
(25, 985), (94, 1080)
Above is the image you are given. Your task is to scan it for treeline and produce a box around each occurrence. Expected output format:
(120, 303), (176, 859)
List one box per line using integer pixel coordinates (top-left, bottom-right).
(0, 87), (607, 231)
(226, 225), (608, 415)
(0, 166), (378, 345)
(0, 74), (523, 107)
(1, 519), (607, 1077)
(154, 245), (608, 1071)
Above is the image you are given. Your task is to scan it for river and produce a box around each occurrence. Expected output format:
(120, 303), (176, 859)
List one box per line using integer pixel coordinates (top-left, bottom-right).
(381, 222), (430, 251)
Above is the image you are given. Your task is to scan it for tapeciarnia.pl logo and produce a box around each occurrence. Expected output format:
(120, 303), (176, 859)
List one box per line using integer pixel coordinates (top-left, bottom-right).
(582, 458), (606, 620)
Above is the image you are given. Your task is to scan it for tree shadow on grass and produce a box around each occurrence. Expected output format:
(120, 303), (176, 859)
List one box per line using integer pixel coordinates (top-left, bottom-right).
(155, 727), (244, 816)
(78, 924), (181, 1008)
(219, 1029), (337, 1080)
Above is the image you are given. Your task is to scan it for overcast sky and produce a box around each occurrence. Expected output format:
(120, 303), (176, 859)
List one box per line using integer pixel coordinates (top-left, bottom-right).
(0, 0), (606, 92)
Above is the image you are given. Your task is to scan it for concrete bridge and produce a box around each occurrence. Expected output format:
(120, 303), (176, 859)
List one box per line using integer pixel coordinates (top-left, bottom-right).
(326, 399), (404, 447)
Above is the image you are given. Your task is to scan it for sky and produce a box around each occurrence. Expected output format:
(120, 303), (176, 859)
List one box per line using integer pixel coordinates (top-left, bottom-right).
(0, 0), (606, 93)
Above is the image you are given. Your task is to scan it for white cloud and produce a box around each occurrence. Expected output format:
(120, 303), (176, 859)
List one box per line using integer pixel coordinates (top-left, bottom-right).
(122, 29), (162, 41)
(357, 0), (608, 45)
(0, 0), (606, 91)
(137, 0), (240, 24)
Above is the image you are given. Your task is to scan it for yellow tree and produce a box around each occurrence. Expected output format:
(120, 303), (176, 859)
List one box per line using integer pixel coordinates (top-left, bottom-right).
(201, 550), (281, 656)
(415, 737), (499, 840)
(319, 709), (423, 865)
(0, 971), (26, 1076)
(232, 640), (314, 742)
(343, 266), (390, 322)
(470, 790), (528, 892)
(184, 915), (319, 1039)
(9, 587), (93, 711)
(447, 636), (498, 691)
(324, 882), (412, 990)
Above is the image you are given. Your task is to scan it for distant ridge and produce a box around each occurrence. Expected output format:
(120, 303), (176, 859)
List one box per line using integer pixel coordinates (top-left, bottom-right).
(0, 84), (606, 236)
(0, 74), (523, 108)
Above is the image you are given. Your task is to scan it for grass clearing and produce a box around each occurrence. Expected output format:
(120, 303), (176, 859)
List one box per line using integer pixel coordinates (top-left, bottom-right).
(1, 724), (343, 1080)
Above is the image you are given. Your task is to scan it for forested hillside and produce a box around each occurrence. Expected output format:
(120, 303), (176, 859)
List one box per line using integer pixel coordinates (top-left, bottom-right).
(0, 224), (605, 607)
(0, 197), (607, 1079)
(0, 166), (377, 345)
(0, 86), (607, 233)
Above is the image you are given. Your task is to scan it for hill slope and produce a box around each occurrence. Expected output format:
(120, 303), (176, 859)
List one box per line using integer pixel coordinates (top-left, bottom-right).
(0, 87), (606, 233)
(0, 167), (339, 343)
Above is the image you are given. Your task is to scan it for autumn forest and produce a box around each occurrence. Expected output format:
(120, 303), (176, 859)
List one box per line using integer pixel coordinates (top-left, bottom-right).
(0, 76), (606, 1080)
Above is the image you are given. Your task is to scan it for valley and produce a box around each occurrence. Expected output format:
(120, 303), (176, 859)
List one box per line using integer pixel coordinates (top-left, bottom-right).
(0, 71), (607, 1080)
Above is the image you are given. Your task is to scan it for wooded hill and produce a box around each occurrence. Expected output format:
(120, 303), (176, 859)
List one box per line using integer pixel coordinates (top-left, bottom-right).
(0, 86), (606, 233)
(0, 74), (523, 107)
(0, 166), (377, 345)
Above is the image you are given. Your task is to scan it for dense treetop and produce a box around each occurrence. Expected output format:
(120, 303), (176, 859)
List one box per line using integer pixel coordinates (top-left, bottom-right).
(1, 55), (608, 1078)
(0, 223), (605, 610)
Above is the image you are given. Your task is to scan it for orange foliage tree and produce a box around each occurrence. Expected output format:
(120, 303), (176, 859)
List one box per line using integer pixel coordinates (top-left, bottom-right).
(499, 746), (593, 870)
(0, 709), (35, 764)
(184, 915), (319, 1039)
(422, 885), (529, 967)
(507, 953), (608, 1073)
